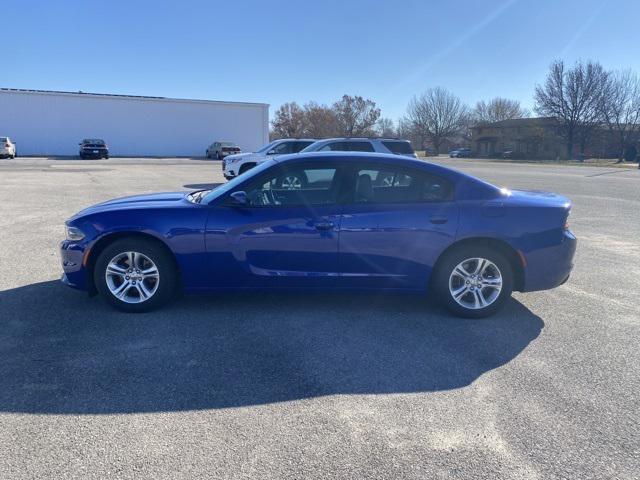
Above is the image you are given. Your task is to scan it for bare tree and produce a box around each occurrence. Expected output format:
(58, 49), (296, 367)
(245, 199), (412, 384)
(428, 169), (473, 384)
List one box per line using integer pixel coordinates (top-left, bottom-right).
(301, 102), (339, 138)
(271, 102), (306, 139)
(600, 70), (640, 161)
(405, 87), (469, 155)
(534, 60), (608, 159)
(332, 95), (381, 137)
(376, 117), (396, 137)
(473, 97), (530, 124)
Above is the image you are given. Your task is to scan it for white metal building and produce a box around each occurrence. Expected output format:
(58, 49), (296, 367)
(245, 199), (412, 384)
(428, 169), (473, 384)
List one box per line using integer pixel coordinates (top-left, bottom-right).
(0, 88), (269, 156)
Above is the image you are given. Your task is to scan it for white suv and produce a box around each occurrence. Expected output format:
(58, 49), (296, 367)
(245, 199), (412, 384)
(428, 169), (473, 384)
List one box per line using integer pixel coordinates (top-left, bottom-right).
(0, 137), (16, 159)
(223, 138), (315, 179)
(300, 137), (417, 157)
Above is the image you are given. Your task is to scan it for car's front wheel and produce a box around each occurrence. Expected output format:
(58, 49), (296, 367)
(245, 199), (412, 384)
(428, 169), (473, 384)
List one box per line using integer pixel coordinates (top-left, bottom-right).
(94, 238), (177, 312)
(434, 246), (513, 318)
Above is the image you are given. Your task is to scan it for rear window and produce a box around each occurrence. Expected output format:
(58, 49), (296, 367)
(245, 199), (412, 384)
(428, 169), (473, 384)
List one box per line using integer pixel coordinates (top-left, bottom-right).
(83, 139), (105, 145)
(382, 141), (414, 155)
(0, 138), (6, 142)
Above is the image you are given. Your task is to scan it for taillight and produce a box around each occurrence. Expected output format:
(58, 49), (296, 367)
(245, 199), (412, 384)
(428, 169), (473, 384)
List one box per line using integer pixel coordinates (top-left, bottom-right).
(564, 210), (571, 230)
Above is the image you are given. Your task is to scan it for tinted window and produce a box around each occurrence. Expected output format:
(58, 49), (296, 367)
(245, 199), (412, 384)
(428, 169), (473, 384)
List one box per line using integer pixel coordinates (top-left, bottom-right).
(291, 141), (314, 153)
(270, 142), (293, 154)
(347, 141), (375, 152)
(350, 165), (452, 204)
(319, 142), (347, 152)
(244, 165), (339, 207)
(382, 141), (414, 155)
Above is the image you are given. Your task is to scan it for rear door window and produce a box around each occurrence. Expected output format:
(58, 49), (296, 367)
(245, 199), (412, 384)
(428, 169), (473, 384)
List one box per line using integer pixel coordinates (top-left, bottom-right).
(349, 164), (453, 204)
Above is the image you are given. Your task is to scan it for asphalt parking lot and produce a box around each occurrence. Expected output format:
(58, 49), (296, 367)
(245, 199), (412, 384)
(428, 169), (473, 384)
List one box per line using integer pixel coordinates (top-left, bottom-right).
(0, 156), (638, 479)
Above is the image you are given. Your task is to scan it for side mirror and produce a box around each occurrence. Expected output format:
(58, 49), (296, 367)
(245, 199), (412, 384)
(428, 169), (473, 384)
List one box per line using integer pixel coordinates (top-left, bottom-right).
(229, 191), (248, 206)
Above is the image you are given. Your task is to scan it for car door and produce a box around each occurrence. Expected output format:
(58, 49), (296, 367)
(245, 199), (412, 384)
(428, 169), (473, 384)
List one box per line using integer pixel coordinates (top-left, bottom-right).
(337, 162), (459, 289)
(204, 162), (344, 288)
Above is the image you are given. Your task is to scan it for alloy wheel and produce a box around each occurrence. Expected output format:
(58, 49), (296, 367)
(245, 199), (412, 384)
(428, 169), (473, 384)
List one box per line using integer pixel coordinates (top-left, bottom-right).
(105, 251), (160, 304)
(448, 257), (503, 310)
(280, 175), (302, 189)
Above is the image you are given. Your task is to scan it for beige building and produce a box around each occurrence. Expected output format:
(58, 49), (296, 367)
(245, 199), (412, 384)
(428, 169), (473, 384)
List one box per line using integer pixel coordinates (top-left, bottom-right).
(471, 117), (631, 160)
(471, 117), (567, 159)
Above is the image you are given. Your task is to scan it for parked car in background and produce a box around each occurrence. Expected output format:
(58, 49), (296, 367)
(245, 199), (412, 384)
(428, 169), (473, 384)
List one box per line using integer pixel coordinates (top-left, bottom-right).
(60, 152), (576, 318)
(449, 148), (471, 158)
(0, 137), (16, 159)
(501, 150), (526, 159)
(301, 138), (417, 158)
(206, 141), (241, 160)
(79, 139), (109, 159)
(223, 138), (315, 179)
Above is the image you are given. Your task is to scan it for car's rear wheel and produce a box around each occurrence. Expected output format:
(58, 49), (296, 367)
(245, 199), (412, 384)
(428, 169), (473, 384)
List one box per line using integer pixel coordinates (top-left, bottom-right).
(94, 238), (177, 312)
(216, 152), (222, 160)
(433, 246), (513, 318)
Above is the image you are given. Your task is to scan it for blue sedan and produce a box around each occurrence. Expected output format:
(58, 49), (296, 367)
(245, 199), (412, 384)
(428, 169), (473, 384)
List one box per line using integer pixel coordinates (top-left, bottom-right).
(60, 152), (576, 318)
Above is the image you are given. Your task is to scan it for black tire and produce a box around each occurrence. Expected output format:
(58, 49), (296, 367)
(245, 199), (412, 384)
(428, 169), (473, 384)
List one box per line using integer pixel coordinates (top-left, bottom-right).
(238, 163), (256, 175)
(433, 245), (513, 318)
(94, 238), (178, 312)
(216, 151), (222, 160)
(104, 155), (109, 159)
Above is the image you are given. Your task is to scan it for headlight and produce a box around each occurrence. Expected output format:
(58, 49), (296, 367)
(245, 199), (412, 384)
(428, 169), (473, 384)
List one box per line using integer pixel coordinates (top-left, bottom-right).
(66, 225), (85, 241)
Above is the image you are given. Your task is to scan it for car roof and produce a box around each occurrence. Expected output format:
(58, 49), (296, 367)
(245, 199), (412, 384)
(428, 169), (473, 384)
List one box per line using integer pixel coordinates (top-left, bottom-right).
(311, 137), (408, 142)
(272, 151), (459, 176)
(274, 138), (316, 142)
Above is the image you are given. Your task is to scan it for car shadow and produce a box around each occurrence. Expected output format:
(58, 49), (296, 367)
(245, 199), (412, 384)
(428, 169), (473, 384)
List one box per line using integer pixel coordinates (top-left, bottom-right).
(183, 183), (223, 190)
(0, 281), (543, 414)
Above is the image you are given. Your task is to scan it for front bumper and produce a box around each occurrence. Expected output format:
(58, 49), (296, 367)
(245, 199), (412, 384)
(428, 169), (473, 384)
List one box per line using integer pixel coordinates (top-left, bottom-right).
(222, 159), (237, 179)
(60, 240), (89, 291)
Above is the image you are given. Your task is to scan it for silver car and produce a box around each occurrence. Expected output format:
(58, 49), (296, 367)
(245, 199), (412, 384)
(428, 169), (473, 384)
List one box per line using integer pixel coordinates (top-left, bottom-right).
(206, 141), (241, 160)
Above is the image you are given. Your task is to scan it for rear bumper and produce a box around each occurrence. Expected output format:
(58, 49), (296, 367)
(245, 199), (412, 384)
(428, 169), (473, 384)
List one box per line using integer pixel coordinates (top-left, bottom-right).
(522, 230), (577, 292)
(80, 149), (108, 158)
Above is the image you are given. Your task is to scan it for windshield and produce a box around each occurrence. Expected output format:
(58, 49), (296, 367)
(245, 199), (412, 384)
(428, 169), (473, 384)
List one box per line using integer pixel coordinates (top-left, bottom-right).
(256, 141), (279, 154)
(201, 159), (277, 204)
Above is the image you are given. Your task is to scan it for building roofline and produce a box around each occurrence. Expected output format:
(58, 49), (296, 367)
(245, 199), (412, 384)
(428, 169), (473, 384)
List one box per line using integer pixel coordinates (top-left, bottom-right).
(0, 87), (269, 108)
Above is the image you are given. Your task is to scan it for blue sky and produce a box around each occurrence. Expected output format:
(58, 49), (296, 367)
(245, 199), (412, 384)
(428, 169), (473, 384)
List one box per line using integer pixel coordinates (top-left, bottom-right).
(4, 0), (638, 122)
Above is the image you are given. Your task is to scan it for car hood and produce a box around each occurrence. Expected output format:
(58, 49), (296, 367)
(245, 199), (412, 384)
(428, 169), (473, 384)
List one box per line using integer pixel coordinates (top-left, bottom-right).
(70, 191), (189, 219)
(224, 152), (265, 162)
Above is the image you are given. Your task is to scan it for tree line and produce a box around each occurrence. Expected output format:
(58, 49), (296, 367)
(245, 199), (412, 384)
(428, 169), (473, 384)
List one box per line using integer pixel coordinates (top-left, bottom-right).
(271, 60), (640, 159)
